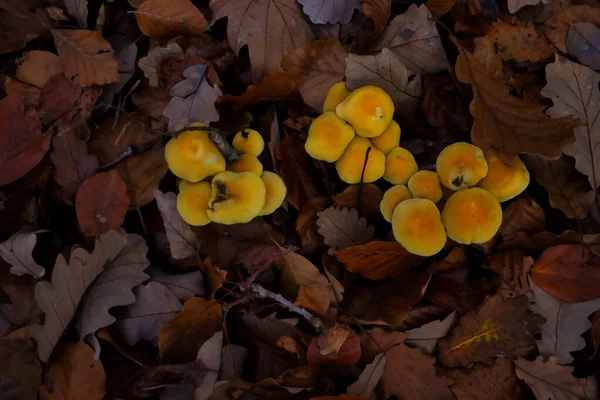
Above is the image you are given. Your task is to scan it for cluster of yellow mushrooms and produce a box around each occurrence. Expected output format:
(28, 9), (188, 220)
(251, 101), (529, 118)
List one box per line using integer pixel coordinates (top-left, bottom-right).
(307, 84), (531, 257)
(165, 124), (286, 226)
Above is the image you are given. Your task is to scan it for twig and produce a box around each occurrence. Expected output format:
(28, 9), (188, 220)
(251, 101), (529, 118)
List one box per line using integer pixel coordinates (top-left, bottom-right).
(100, 146), (134, 169)
(169, 125), (239, 162)
(238, 244), (298, 291)
(356, 147), (372, 216)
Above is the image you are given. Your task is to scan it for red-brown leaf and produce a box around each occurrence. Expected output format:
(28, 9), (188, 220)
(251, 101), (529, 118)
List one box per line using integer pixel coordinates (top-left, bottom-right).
(307, 325), (361, 367)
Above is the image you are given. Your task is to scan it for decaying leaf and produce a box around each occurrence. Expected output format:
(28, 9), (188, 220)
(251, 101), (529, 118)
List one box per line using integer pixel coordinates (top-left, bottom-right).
(0, 232), (45, 279)
(566, 23), (600, 70)
(119, 145), (168, 207)
(134, 0), (208, 38)
(332, 184), (383, 220)
(347, 352), (386, 398)
(500, 199), (546, 241)
(405, 311), (457, 354)
(0, 7), (57, 55)
(0, 338), (41, 400)
(355, 0), (391, 48)
(64, 0), (88, 28)
(544, 5), (600, 53)
(138, 43), (183, 88)
(307, 325), (361, 367)
(486, 250), (533, 299)
(297, 0), (361, 24)
(317, 207), (374, 255)
(426, 0), (455, 18)
(15, 50), (62, 89)
(487, 18), (554, 62)
(154, 190), (201, 260)
(508, 0), (549, 14)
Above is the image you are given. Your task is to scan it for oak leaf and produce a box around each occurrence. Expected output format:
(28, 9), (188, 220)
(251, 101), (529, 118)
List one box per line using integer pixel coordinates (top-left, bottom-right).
(297, 0), (361, 24)
(487, 18), (554, 62)
(405, 311), (457, 354)
(0, 232), (45, 279)
(566, 23), (600, 70)
(15, 51), (62, 89)
(134, 0), (208, 38)
(138, 43), (183, 88)
(544, 5), (600, 53)
(307, 325), (361, 367)
(500, 199), (546, 240)
(154, 190), (201, 260)
(0, 338), (41, 400)
(146, 266), (205, 302)
(317, 207), (374, 255)
(332, 184), (383, 220)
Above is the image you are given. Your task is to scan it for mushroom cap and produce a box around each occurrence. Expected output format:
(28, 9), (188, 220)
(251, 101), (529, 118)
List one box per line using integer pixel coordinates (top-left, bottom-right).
(371, 120), (401, 154)
(232, 129), (265, 157)
(335, 136), (385, 184)
(228, 154), (263, 176)
(383, 147), (418, 185)
(207, 171), (266, 225)
(477, 149), (530, 202)
(441, 187), (502, 244)
(305, 112), (355, 162)
(177, 180), (212, 226)
(258, 171), (287, 216)
(436, 142), (488, 190)
(165, 123), (226, 182)
(392, 198), (447, 257)
(335, 85), (395, 138)
(323, 82), (351, 113)
(408, 170), (443, 203)
(380, 185), (412, 222)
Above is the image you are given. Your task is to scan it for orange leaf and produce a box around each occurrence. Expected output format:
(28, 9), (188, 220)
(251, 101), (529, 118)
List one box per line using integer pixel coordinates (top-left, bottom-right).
(16, 50), (62, 89)
(295, 284), (332, 315)
(134, 0), (208, 38)
(426, 0), (455, 18)
(487, 18), (554, 63)
(355, 0), (391, 49)
(307, 325), (361, 367)
(500, 199), (546, 241)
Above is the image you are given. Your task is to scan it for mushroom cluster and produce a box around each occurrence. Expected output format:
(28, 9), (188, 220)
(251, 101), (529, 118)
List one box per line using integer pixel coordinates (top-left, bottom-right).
(165, 123), (287, 226)
(306, 84), (531, 257)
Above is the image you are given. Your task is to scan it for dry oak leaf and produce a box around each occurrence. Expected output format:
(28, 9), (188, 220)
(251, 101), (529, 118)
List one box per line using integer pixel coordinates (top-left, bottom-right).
(16, 51), (63, 89)
(544, 5), (600, 53)
(336, 241), (425, 280)
(426, 0), (456, 19)
(543, 57), (600, 192)
(307, 325), (361, 367)
(455, 46), (579, 161)
(355, 0), (391, 49)
(529, 278), (600, 365)
(134, 0), (208, 39)
(500, 199), (546, 241)
(138, 43), (183, 88)
(347, 352), (386, 398)
(514, 356), (598, 400)
(157, 297), (223, 364)
(211, 0), (315, 84)
(531, 244), (600, 302)
(317, 207), (374, 255)
(76, 171), (129, 237)
(332, 183), (383, 220)
(0, 95), (50, 187)
(486, 250), (533, 299)
(369, 4), (449, 74)
(0, 338), (41, 400)
(281, 38), (347, 111)
(0, 232), (45, 279)
(297, 0), (361, 24)
(52, 29), (119, 87)
(508, 0), (549, 14)
(346, 48), (422, 120)
(437, 295), (541, 367)
(154, 190), (201, 260)
(405, 311), (457, 354)
(31, 230), (149, 362)
(487, 19), (555, 63)
(39, 341), (106, 400)
(566, 23), (600, 70)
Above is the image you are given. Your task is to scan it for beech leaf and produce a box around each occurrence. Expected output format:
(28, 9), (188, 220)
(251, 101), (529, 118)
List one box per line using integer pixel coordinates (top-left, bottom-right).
(297, 0), (361, 24)
(316, 207), (374, 255)
(15, 50), (62, 89)
(154, 190), (201, 260)
(134, 0), (208, 38)
(119, 145), (168, 208)
(0, 232), (45, 279)
(566, 23), (600, 70)
(405, 311), (457, 354)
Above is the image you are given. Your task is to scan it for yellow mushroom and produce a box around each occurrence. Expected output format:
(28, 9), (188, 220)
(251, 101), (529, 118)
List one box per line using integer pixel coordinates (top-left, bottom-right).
(232, 129), (265, 157)
(336, 85), (394, 138)
(323, 82), (351, 113)
(383, 147), (418, 185)
(335, 136), (385, 184)
(436, 142), (488, 190)
(305, 112), (355, 162)
(228, 154), (263, 176)
(207, 171), (266, 225)
(371, 120), (401, 155)
(477, 149), (530, 202)
(165, 123), (226, 182)
(392, 198), (447, 256)
(258, 171), (287, 216)
(441, 187), (502, 244)
(408, 170), (443, 203)
(380, 185), (412, 222)
(176, 180), (213, 226)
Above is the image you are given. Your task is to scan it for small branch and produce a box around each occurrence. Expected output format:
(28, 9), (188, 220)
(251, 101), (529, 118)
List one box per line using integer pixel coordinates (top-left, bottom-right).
(100, 147), (134, 169)
(170, 126), (239, 162)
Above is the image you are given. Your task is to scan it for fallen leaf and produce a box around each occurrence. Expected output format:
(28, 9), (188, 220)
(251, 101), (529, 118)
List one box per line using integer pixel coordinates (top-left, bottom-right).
(514, 356), (598, 400)
(0, 7), (57, 54)
(15, 51), (62, 89)
(567, 23), (600, 70)
(295, 284), (331, 315)
(508, 0), (549, 14)
(355, 0), (391, 49)
(4, 76), (41, 108)
(500, 199), (546, 241)
(194, 330), (223, 399)
(486, 250), (533, 299)
(130, 361), (207, 398)
(281, 38), (347, 111)
(203, 258), (227, 298)
(211, 0), (315, 83)
(31, 230), (150, 361)
(131, 83), (171, 118)
(154, 190), (201, 260)
(347, 352), (386, 398)
(312, 396), (364, 400)
(101, 35), (138, 105)
(345, 48), (422, 120)
(119, 145), (168, 207)
(296, 196), (329, 251)
(332, 184), (383, 220)
(0, 338), (41, 400)
(0, 95), (50, 186)
(307, 325), (361, 367)
(317, 207), (374, 255)
(38, 73), (83, 123)
(52, 29), (119, 87)
(0, 274), (40, 327)
(163, 64), (222, 132)
(75, 171), (129, 237)
(529, 278), (600, 364)
(0, 232), (45, 279)
(158, 297), (223, 364)
(421, 74), (472, 131)
(487, 18), (554, 62)
(134, 0), (208, 38)
(280, 251), (332, 302)
(369, 4), (449, 73)
(220, 343), (248, 380)
(437, 295), (541, 367)
(138, 43), (183, 88)
(544, 5), (600, 53)
(146, 266), (205, 302)
(336, 241), (425, 280)
(405, 311), (457, 353)
(39, 341), (106, 400)
(64, 0), (88, 28)
(531, 244), (600, 302)
(499, 230), (600, 252)
(297, 0), (361, 24)
(455, 45), (579, 161)
(426, 0), (456, 18)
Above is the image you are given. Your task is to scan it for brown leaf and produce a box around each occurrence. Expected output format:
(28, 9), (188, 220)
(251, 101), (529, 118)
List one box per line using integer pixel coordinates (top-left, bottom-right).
(0, 7), (57, 54)
(131, 83), (171, 118)
(157, 297), (223, 364)
(531, 244), (600, 302)
(426, 0), (456, 18)
(508, 0), (549, 14)
(306, 325), (361, 367)
(75, 171), (129, 237)
(437, 295), (541, 367)
(566, 22), (600, 70)
(336, 241), (425, 280)
(15, 51), (62, 88)
(500, 199), (546, 241)
(219, 70), (302, 110)
(355, 0), (391, 49)
(138, 43), (183, 87)
(297, 0), (361, 24)
(499, 229), (599, 252)
(39, 341), (106, 400)
(523, 155), (595, 219)
(119, 145), (168, 207)
(295, 284), (331, 315)
(38, 73), (83, 123)
(317, 207), (374, 255)
(52, 29), (119, 87)
(296, 196), (329, 251)
(211, 0), (315, 83)
(455, 45), (579, 161)
(486, 250), (533, 299)
(332, 184), (383, 220)
(0, 338), (41, 400)
(421, 74), (471, 131)
(0, 232), (45, 279)
(369, 4), (449, 73)
(4, 77), (41, 108)
(154, 190), (201, 260)
(347, 353), (386, 398)
(134, 0), (208, 38)
(544, 5), (600, 53)
(281, 38), (347, 111)
(405, 311), (457, 354)
(487, 18), (555, 62)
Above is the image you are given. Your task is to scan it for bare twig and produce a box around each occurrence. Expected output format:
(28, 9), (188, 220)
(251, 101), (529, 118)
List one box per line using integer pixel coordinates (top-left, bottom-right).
(100, 146), (134, 169)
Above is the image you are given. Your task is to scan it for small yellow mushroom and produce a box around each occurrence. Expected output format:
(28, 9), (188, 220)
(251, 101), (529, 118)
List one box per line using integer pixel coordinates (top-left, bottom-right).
(323, 82), (351, 113)
(477, 149), (530, 202)
(258, 171), (287, 216)
(436, 142), (488, 190)
(371, 120), (401, 155)
(305, 112), (355, 162)
(408, 170), (443, 203)
(335, 136), (385, 184)
(177, 180), (213, 226)
(383, 147), (418, 185)
(228, 154), (263, 176)
(380, 185), (412, 222)
(392, 198), (447, 257)
(232, 129), (265, 157)
(336, 85), (394, 138)
(207, 171), (266, 225)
